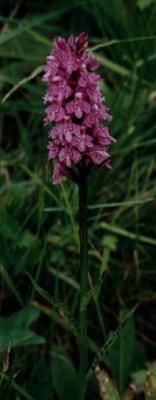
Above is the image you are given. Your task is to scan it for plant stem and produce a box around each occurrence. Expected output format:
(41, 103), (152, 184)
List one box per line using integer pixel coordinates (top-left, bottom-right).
(78, 162), (88, 400)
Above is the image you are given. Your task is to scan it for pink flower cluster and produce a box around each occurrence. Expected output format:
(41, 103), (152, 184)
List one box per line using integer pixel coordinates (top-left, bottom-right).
(43, 32), (115, 184)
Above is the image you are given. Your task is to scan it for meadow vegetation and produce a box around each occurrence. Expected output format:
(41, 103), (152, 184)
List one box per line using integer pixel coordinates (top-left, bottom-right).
(0, 0), (156, 399)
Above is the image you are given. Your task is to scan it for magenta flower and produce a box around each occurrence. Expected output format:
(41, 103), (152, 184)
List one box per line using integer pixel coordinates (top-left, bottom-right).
(43, 32), (115, 184)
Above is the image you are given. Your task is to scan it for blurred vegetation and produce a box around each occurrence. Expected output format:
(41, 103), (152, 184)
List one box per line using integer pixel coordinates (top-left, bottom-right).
(0, 0), (156, 399)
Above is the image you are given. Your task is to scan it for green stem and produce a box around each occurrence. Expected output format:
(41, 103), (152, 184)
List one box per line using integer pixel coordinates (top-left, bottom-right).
(78, 162), (88, 400)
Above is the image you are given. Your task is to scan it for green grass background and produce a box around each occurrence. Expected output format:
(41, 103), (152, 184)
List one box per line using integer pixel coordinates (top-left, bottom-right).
(0, 0), (156, 399)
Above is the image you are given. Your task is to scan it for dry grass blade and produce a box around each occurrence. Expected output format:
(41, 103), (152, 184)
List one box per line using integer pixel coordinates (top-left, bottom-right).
(95, 366), (120, 400)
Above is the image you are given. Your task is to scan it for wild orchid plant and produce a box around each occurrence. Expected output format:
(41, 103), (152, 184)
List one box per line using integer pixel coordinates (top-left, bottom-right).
(43, 32), (115, 400)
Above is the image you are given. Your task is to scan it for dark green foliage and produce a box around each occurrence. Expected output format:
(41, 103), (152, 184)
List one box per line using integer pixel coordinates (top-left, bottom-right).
(0, 308), (45, 353)
(51, 346), (78, 400)
(29, 361), (53, 400)
(0, 0), (156, 398)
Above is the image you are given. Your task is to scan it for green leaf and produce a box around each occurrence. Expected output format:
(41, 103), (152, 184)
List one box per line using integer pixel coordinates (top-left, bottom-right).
(19, 230), (37, 249)
(132, 362), (156, 394)
(132, 369), (147, 390)
(137, 0), (155, 10)
(100, 235), (118, 276)
(51, 346), (78, 400)
(29, 361), (53, 400)
(131, 340), (146, 371)
(0, 308), (45, 353)
(109, 316), (135, 394)
(0, 264), (23, 306)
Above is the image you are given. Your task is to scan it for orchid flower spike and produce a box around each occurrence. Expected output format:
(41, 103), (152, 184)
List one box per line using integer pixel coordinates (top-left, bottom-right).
(43, 32), (116, 184)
